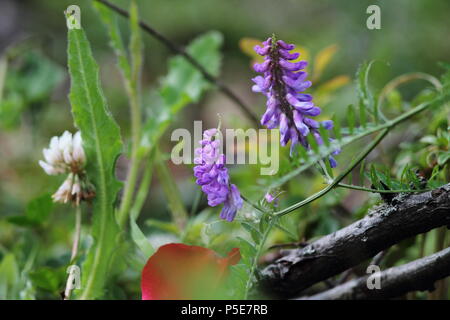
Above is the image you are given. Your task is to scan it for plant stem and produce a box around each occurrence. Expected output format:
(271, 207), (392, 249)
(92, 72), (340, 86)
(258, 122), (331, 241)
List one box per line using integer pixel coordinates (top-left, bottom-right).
(129, 153), (155, 220)
(274, 128), (390, 217)
(117, 0), (143, 228)
(93, 0), (259, 126)
(117, 88), (141, 227)
(337, 183), (432, 194)
(64, 206), (82, 300)
(244, 214), (277, 299)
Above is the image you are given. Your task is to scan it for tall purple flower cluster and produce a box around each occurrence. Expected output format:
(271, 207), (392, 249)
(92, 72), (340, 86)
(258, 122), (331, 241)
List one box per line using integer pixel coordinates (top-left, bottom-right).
(252, 36), (339, 167)
(194, 129), (243, 222)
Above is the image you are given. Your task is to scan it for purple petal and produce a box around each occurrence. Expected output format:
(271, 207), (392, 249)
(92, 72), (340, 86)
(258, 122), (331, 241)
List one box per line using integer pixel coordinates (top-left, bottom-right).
(293, 110), (310, 136)
(253, 60), (271, 73)
(321, 120), (334, 130)
(254, 44), (270, 56)
(279, 59), (307, 71)
(277, 40), (294, 50)
(302, 106), (321, 116)
(303, 117), (319, 129)
(279, 49), (299, 60)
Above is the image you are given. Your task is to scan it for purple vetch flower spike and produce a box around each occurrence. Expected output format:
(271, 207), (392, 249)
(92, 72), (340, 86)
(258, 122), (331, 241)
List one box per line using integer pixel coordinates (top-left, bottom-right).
(194, 129), (243, 222)
(252, 35), (339, 166)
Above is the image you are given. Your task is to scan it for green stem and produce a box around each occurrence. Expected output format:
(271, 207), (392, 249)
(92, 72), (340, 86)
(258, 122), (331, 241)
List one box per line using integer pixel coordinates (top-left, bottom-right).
(117, 90), (141, 227)
(244, 214), (277, 299)
(70, 206), (82, 262)
(129, 153), (155, 220)
(64, 206), (82, 300)
(117, 0), (143, 227)
(274, 128), (389, 217)
(337, 183), (432, 194)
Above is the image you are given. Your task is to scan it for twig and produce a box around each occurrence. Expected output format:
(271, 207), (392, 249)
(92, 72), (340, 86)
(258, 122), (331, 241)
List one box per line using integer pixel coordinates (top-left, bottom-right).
(93, 0), (259, 125)
(261, 183), (450, 297)
(300, 247), (450, 300)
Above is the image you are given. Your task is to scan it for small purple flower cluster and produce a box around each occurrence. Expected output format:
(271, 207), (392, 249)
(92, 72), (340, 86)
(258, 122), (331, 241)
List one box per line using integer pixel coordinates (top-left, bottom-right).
(252, 36), (339, 167)
(193, 129), (243, 222)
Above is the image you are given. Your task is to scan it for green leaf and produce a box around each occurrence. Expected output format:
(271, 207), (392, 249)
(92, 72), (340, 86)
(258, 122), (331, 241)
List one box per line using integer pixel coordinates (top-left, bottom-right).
(130, 218), (154, 259)
(359, 99), (367, 128)
(8, 193), (53, 226)
(93, 1), (131, 81)
(241, 222), (262, 243)
(29, 267), (64, 292)
(0, 254), (19, 299)
(347, 104), (355, 134)
(356, 61), (377, 122)
(67, 28), (123, 299)
(141, 31), (223, 155)
(155, 151), (188, 228)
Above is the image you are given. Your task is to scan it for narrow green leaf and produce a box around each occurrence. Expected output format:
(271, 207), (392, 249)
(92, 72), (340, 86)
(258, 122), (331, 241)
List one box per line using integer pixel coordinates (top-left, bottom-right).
(356, 60), (377, 122)
(67, 28), (123, 299)
(359, 159), (366, 185)
(0, 254), (19, 299)
(332, 114), (342, 141)
(318, 124), (330, 147)
(359, 99), (367, 128)
(307, 134), (319, 154)
(155, 151), (188, 229)
(93, 1), (131, 81)
(347, 104), (355, 134)
(241, 222), (262, 243)
(324, 157), (334, 178)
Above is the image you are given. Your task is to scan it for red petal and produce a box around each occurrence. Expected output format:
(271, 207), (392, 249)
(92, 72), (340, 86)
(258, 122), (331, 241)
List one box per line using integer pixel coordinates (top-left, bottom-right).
(141, 243), (240, 300)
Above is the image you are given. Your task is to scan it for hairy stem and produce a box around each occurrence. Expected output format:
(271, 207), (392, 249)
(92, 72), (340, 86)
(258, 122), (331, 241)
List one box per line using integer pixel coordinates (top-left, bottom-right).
(64, 206), (82, 300)
(337, 182), (432, 194)
(244, 214), (277, 299)
(274, 128), (390, 217)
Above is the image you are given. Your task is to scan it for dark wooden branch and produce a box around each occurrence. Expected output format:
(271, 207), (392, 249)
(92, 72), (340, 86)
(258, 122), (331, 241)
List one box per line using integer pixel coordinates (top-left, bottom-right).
(94, 0), (260, 126)
(299, 247), (450, 300)
(261, 183), (450, 297)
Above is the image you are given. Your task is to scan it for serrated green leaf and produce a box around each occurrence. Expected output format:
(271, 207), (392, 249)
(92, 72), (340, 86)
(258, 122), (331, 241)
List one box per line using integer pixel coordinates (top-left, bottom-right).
(67, 28), (123, 299)
(93, 1), (131, 81)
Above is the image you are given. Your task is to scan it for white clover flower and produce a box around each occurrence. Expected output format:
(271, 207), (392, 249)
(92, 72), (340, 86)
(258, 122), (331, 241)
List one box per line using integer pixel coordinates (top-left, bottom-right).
(40, 131), (93, 205)
(39, 131), (86, 175)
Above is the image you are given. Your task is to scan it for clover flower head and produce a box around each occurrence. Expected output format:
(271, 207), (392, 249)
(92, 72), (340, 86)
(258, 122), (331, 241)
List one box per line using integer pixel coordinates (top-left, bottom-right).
(252, 36), (340, 167)
(39, 131), (86, 175)
(39, 131), (93, 205)
(193, 129), (243, 222)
